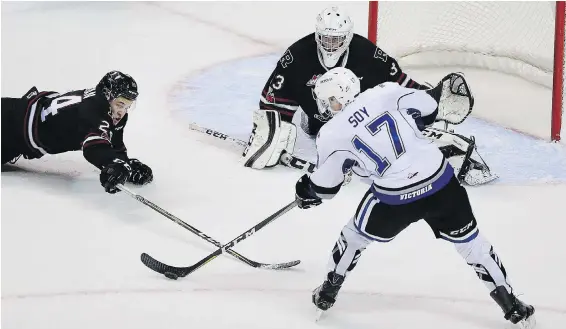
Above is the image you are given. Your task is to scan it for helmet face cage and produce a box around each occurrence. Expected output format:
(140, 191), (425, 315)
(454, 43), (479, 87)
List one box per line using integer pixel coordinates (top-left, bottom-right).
(316, 33), (348, 53)
(315, 7), (354, 67)
(315, 95), (343, 119)
(315, 96), (333, 122)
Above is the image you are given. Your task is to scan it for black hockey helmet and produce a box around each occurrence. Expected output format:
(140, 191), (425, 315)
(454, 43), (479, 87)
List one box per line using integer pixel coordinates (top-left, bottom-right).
(97, 71), (138, 102)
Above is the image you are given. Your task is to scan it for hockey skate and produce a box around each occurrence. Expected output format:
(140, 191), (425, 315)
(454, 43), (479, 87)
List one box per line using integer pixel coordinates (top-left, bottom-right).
(312, 271), (345, 314)
(490, 286), (536, 329)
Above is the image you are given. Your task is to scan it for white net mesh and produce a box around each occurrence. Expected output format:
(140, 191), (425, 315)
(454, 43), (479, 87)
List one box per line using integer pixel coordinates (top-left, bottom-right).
(375, 2), (556, 88)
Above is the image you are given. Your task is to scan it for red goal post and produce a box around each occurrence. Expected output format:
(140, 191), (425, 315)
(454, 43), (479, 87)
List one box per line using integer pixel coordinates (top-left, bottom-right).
(368, 1), (564, 142)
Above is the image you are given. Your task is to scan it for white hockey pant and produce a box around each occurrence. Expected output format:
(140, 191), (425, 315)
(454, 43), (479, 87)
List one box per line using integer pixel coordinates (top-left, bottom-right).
(327, 218), (513, 294)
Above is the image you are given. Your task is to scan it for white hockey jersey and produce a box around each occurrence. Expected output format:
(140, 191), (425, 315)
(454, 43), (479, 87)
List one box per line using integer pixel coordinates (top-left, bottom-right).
(310, 82), (455, 205)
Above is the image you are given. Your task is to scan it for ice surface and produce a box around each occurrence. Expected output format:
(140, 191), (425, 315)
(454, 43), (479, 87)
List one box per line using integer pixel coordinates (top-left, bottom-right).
(2, 3), (565, 329)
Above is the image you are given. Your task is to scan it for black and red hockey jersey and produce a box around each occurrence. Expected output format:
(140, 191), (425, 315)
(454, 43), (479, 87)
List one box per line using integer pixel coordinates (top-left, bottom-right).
(21, 87), (129, 169)
(259, 33), (425, 135)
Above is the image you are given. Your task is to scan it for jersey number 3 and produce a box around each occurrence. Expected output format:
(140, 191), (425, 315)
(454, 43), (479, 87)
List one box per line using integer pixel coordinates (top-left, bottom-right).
(352, 112), (405, 176)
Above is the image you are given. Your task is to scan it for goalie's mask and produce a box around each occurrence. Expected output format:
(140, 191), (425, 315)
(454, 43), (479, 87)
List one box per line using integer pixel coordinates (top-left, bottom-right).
(314, 67), (360, 121)
(315, 7), (354, 68)
(97, 71), (139, 125)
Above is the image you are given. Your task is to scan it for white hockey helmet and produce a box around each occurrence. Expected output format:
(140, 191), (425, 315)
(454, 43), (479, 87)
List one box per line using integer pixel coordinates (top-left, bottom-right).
(315, 7), (354, 68)
(314, 67), (361, 120)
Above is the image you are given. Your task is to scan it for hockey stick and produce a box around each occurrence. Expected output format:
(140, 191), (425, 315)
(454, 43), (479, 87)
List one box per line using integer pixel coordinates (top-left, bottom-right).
(118, 184), (300, 270)
(189, 123), (316, 173)
(140, 200), (297, 279)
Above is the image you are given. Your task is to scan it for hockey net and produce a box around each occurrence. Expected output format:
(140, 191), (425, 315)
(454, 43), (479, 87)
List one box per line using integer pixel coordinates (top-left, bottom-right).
(368, 1), (565, 142)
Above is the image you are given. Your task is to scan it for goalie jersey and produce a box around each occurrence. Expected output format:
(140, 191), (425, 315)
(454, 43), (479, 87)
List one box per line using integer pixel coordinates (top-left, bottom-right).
(311, 82), (455, 205)
(260, 33), (425, 130)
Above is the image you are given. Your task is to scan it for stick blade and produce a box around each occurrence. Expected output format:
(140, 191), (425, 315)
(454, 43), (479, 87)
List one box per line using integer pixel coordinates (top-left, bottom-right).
(258, 259), (301, 270)
(140, 253), (188, 279)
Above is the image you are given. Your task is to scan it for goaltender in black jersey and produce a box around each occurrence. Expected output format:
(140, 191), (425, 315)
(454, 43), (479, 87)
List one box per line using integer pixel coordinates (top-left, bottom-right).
(241, 6), (498, 186)
(241, 6), (427, 170)
(2, 71), (153, 194)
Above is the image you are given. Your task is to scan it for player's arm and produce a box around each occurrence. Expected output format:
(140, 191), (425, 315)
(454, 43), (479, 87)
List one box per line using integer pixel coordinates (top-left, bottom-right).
(379, 52), (426, 89)
(106, 113), (153, 188)
(243, 48), (299, 170)
(295, 133), (361, 209)
(366, 38), (426, 90)
(80, 105), (132, 194)
(112, 115), (128, 157)
(397, 89), (440, 130)
(79, 98), (128, 170)
(259, 49), (300, 122)
(77, 98), (146, 194)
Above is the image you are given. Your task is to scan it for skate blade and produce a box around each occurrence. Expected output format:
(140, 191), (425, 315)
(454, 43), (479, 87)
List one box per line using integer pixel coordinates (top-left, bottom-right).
(314, 309), (325, 322)
(517, 314), (536, 329)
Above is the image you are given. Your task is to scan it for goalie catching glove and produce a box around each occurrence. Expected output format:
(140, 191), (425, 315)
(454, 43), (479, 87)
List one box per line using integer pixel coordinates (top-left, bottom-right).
(242, 109), (297, 169)
(426, 72), (474, 125)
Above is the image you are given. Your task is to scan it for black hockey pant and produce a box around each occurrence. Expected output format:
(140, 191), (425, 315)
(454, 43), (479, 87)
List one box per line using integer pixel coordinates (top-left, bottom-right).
(2, 97), (29, 164)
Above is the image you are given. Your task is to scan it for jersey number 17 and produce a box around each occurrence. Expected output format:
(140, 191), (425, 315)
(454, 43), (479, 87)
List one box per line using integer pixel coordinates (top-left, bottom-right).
(352, 112), (406, 176)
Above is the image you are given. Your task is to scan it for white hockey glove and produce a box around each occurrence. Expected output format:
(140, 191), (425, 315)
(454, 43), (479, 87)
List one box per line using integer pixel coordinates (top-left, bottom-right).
(427, 73), (474, 125)
(423, 127), (498, 186)
(242, 109), (297, 169)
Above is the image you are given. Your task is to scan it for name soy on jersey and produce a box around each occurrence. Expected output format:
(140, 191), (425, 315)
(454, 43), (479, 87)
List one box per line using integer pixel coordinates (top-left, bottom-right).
(23, 88), (128, 169)
(312, 82), (455, 205)
(259, 33), (425, 135)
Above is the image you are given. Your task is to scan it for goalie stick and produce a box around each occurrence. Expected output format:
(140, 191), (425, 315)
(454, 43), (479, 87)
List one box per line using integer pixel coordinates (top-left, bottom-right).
(118, 184), (300, 270)
(141, 200), (297, 279)
(189, 123), (316, 173)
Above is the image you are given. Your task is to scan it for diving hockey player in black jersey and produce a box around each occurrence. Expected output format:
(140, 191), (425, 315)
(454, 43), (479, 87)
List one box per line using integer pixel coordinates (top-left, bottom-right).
(1, 71), (153, 194)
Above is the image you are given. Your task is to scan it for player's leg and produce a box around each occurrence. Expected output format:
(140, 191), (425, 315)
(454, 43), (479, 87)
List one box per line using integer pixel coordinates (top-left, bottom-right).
(1, 97), (28, 165)
(424, 177), (535, 327)
(312, 216), (371, 311)
(313, 190), (420, 311)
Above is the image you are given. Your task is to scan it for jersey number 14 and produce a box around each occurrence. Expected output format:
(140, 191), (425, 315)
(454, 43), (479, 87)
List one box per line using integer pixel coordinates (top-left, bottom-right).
(352, 112), (406, 176)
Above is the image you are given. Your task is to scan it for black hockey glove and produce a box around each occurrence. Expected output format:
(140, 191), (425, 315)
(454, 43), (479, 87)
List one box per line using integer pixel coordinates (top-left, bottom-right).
(127, 158), (153, 185)
(100, 159), (132, 194)
(295, 174), (322, 209)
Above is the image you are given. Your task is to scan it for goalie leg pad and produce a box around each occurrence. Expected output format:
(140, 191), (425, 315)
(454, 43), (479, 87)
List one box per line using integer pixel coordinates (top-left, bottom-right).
(423, 127), (498, 185)
(242, 109), (297, 169)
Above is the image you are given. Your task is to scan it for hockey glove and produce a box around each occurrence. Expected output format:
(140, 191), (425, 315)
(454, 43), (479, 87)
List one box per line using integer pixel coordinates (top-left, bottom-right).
(127, 158), (153, 185)
(295, 174), (322, 209)
(100, 159), (132, 194)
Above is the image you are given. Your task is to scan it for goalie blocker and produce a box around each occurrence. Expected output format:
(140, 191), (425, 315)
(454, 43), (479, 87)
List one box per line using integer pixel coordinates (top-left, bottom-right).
(242, 109), (297, 169)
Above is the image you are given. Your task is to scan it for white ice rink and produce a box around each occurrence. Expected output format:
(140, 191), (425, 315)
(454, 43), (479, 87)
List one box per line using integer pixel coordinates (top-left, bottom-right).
(2, 2), (566, 329)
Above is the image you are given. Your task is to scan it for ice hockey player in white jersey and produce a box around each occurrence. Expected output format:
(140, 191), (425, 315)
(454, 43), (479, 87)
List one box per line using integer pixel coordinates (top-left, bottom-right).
(294, 68), (535, 328)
